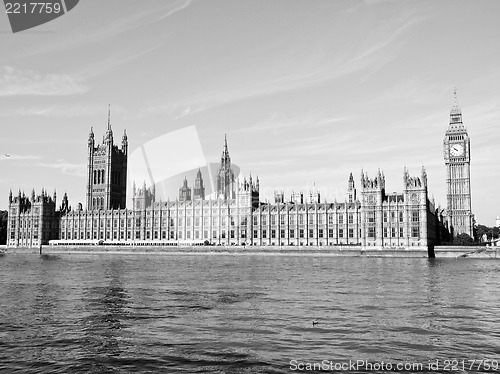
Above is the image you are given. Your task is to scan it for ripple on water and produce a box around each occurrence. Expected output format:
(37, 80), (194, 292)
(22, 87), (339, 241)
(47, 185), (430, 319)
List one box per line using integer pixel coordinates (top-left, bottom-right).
(0, 255), (499, 373)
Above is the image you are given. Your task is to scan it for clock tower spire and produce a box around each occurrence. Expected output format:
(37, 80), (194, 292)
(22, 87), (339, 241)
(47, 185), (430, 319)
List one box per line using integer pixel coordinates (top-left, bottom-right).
(443, 89), (474, 238)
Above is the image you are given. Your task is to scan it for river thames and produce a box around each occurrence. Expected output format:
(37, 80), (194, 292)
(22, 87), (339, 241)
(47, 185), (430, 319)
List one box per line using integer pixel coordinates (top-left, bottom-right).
(0, 253), (498, 373)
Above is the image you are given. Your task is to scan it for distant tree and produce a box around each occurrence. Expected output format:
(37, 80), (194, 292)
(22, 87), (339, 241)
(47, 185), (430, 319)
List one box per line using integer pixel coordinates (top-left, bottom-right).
(475, 224), (500, 242)
(492, 227), (500, 239)
(453, 233), (474, 246)
(475, 224), (489, 242)
(0, 210), (7, 245)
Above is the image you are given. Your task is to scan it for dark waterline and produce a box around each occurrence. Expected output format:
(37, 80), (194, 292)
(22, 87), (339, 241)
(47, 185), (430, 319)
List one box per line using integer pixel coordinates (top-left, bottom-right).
(0, 254), (499, 373)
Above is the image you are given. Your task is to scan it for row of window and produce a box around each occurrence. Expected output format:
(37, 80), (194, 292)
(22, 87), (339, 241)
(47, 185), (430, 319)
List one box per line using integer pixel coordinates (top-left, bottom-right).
(59, 213), (419, 229)
(59, 226), (423, 241)
(11, 232), (38, 239)
(92, 169), (122, 185)
(368, 226), (420, 238)
(59, 212), (379, 229)
(383, 227), (420, 238)
(60, 227), (366, 241)
(93, 169), (106, 185)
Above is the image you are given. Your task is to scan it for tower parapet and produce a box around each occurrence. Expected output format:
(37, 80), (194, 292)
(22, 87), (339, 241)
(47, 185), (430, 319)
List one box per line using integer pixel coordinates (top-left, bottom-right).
(236, 174), (260, 209)
(193, 169), (205, 200)
(346, 172), (356, 203)
(132, 181), (155, 210)
(179, 177), (192, 202)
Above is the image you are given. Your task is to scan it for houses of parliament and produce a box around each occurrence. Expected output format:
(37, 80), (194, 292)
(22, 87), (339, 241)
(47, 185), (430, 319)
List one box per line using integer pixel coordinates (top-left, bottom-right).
(6, 97), (474, 249)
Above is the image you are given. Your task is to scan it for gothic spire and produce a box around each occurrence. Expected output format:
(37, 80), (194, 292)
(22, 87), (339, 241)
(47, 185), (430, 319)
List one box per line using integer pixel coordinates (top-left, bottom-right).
(221, 134), (231, 166)
(108, 104), (111, 131)
(451, 88), (460, 114)
(421, 165), (428, 187)
(449, 88), (464, 127)
(88, 126), (95, 147)
(217, 134), (235, 199)
(105, 104), (113, 143)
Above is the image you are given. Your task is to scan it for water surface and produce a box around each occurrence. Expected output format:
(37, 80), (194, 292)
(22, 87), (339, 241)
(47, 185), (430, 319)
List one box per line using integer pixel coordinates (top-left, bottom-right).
(0, 254), (499, 373)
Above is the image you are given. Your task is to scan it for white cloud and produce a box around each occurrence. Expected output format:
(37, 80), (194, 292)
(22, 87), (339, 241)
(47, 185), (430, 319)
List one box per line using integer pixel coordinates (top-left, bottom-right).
(0, 66), (88, 96)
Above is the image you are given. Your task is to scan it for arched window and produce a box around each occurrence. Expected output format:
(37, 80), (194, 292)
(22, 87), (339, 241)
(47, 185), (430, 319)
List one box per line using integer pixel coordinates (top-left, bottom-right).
(101, 197), (105, 209)
(93, 170), (97, 184)
(93, 198), (96, 209)
(101, 170), (105, 184)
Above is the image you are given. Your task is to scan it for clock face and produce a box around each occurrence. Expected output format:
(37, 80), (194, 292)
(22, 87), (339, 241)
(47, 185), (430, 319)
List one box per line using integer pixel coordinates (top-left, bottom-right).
(450, 143), (464, 157)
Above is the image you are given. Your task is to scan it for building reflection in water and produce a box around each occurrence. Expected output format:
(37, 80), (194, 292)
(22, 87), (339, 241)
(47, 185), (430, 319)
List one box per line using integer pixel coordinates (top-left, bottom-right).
(80, 258), (131, 367)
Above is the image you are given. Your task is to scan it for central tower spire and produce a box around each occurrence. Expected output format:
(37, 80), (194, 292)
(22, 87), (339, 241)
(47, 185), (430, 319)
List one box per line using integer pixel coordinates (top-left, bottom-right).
(222, 133), (230, 165)
(217, 134), (235, 200)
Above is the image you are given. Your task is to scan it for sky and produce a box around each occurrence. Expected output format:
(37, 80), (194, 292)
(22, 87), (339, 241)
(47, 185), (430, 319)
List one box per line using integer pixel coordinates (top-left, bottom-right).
(0, 0), (499, 226)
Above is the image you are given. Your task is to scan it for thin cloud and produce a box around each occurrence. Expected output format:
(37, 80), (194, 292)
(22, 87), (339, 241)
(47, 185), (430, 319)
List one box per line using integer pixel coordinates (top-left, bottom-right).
(137, 8), (426, 121)
(233, 113), (354, 135)
(97, 0), (192, 37)
(0, 154), (41, 161)
(14, 0), (192, 60)
(0, 66), (88, 96)
(152, 0), (192, 22)
(0, 103), (123, 118)
(78, 43), (165, 80)
(37, 160), (86, 176)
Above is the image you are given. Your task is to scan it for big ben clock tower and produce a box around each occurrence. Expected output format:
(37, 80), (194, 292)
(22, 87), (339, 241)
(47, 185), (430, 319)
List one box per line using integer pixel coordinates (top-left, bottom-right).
(443, 90), (474, 238)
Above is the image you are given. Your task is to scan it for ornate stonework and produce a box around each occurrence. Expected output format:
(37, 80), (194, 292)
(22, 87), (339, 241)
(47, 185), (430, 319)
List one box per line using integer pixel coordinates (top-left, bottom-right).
(443, 91), (474, 238)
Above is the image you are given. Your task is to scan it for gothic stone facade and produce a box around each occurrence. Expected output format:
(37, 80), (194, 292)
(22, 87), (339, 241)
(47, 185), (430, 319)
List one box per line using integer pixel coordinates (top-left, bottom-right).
(6, 189), (61, 248)
(7, 115), (451, 249)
